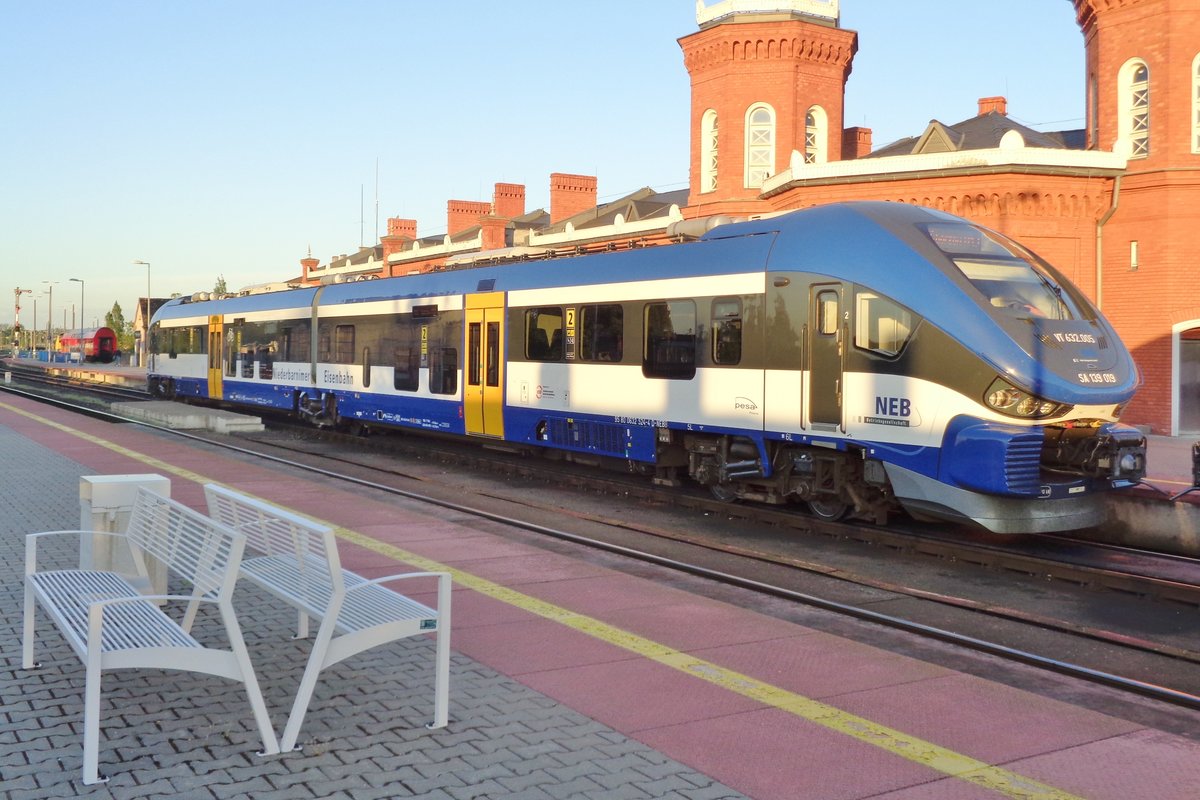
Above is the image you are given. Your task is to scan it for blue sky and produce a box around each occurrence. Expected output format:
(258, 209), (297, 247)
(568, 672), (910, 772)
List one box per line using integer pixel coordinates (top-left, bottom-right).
(0, 1), (1084, 329)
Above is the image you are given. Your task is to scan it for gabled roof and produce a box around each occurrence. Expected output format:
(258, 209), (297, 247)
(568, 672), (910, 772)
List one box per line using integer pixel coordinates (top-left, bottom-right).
(869, 110), (1085, 159)
(538, 186), (690, 235)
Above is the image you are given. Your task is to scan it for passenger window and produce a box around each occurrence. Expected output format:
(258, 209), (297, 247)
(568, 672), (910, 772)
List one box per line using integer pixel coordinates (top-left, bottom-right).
(580, 304), (623, 362)
(335, 325), (355, 364)
(855, 292), (913, 357)
(392, 322), (420, 391)
(525, 307), (564, 361)
(429, 347), (458, 395)
(711, 298), (742, 365)
(225, 328), (240, 376)
(817, 290), (839, 335)
(643, 300), (697, 380)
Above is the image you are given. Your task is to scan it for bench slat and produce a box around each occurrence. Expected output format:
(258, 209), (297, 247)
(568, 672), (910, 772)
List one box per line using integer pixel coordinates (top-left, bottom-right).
(28, 570), (203, 655)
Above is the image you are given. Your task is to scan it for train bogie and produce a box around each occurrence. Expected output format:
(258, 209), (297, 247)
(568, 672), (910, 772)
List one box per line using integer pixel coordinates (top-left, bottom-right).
(148, 202), (1147, 534)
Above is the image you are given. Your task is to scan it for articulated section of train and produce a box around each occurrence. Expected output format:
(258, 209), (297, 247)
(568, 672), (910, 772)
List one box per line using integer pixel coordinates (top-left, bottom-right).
(149, 202), (1146, 533)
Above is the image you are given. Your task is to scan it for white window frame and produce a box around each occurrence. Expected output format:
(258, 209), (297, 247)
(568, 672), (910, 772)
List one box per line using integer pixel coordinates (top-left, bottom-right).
(1192, 53), (1200, 154)
(701, 109), (719, 193)
(744, 102), (776, 188)
(804, 105), (828, 164)
(1118, 58), (1150, 159)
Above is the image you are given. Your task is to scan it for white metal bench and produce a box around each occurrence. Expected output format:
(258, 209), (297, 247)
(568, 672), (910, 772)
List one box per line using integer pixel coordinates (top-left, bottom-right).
(204, 484), (451, 752)
(22, 486), (280, 785)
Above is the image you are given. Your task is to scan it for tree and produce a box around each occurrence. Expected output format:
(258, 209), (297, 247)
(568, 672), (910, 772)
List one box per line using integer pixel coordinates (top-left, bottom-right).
(105, 302), (135, 352)
(214, 275), (227, 295)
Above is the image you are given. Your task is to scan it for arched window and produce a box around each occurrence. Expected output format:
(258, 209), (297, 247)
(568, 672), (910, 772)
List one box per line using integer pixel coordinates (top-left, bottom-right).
(701, 109), (718, 193)
(1192, 54), (1200, 154)
(1088, 74), (1099, 149)
(744, 103), (775, 188)
(1118, 59), (1150, 158)
(804, 105), (828, 164)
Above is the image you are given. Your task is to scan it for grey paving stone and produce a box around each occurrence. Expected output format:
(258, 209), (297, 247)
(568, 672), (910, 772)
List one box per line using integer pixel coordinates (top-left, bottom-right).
(0, 424), (749, 800)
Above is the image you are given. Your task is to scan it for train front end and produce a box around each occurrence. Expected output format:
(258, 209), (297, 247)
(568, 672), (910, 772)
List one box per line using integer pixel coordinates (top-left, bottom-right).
(891, 216), (1146, 532)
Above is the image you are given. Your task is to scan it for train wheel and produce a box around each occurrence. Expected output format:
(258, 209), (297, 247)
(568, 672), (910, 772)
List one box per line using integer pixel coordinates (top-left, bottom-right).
(807, 497), (848, 521)
(709, 483), (740, 503)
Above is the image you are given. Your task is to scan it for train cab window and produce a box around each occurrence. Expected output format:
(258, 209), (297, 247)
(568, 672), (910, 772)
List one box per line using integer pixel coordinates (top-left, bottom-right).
(817, 291), (839, 335)
(711, 298), (742, 365)
(923, 222), (1094, 321)
(580, 304), (623, 362)
(525, 307), (564, 361)
(854, 292), (913, 357)
(643, 300), (697, 380)
(334, 325), (355, 364)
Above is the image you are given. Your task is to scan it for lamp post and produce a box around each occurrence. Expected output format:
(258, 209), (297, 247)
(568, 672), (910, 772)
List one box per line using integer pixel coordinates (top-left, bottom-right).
(43, 281), (57, 363)
(70, 278), (84, 362)
(133, 260), (150, 367)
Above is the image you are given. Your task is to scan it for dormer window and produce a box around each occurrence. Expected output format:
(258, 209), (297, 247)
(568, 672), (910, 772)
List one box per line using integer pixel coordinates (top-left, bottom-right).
(744, 103), (775, 188)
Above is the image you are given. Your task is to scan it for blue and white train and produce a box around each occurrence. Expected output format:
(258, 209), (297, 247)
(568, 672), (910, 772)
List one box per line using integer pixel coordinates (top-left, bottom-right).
(148, 202), (1146, 533)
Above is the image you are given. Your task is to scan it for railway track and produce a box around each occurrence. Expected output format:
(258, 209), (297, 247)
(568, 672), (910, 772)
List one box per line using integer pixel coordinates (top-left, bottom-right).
(6, 369), (1200, 720)
(2, 361), (149, 405)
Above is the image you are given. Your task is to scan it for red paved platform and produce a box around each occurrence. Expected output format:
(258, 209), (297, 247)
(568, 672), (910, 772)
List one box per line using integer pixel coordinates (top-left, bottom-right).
(3, 392), (1199, 799)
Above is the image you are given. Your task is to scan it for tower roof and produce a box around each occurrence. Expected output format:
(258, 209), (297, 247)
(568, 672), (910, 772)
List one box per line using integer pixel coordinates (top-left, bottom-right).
(696, 0), (839, 28)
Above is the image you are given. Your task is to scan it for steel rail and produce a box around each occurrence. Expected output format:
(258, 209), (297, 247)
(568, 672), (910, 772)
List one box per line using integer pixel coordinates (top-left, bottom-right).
(5, 381), (1199, 713)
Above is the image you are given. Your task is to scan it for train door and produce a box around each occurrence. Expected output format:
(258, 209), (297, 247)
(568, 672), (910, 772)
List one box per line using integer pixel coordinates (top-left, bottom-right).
(464, 292), (505, 438)
(808, 284), (843, 429)
(207, 315), (223, 400)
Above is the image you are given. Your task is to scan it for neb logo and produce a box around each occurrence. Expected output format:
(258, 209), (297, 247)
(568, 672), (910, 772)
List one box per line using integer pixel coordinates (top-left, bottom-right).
(875, 396), (911, 417)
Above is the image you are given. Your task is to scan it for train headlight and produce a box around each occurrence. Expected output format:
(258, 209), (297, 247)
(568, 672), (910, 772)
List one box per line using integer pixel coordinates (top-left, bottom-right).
(985, 378), (1070, 419)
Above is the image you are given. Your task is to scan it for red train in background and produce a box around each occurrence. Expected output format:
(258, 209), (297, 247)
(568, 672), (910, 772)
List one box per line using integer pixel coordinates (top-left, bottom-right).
(57, 327), (118, 363)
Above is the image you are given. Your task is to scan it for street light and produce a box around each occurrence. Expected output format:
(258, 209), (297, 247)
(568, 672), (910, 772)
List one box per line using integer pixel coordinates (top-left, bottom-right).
(70, 278), (84, 363)
(42, 281), (57, 363)
(133, 259), (150, 368)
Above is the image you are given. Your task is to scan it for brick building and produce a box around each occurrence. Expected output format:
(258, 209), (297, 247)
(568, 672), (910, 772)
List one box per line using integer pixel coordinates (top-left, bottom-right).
(297, 0), (1199, 435)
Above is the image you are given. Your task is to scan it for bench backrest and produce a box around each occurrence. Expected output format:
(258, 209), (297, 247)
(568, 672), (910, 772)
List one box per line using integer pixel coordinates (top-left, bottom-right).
(203, 484), (345, 594)
(126, 487), (247, 599)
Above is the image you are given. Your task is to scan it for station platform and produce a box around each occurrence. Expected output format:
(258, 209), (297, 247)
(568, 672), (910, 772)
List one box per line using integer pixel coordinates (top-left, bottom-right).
(2, 391), (1199, 798)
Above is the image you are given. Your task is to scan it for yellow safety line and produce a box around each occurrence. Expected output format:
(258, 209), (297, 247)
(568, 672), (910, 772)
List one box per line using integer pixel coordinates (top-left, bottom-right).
(2, 401), (1087, 800)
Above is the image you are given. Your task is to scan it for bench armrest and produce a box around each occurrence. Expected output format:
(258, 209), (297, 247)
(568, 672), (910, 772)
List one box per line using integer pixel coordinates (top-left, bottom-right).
(344, 570), (450, 588)
(25, 529), (130, 575)
(344, 571), (451, 598)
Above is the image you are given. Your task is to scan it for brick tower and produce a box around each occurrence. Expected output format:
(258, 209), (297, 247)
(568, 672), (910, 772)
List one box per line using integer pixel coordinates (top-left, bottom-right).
(1073, 0), (1200, 432)
(679, 0), (857, 216)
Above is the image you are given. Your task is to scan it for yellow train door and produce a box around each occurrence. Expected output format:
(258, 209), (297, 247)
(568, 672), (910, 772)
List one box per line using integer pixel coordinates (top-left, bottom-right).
(464, 293), (505, 438)
(207, 315), (223, 400)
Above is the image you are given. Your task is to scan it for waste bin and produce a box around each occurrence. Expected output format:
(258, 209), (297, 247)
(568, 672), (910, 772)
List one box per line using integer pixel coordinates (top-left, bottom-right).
(79, 474), (170, 594)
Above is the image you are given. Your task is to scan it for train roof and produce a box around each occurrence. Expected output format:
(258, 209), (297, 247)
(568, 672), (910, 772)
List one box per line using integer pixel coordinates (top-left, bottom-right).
(58, 327), (116, 339)
(151, 201), (1134, 404)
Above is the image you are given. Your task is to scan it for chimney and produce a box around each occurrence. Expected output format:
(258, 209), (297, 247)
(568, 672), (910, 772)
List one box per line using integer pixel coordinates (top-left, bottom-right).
(387, 217), (417, 239)
(978, 96), (1007, 116)
(550, 173), (597, 224)
(841, 127), (872, 159)
(479, 215), (509, 251)
(382, 217), (417, 260)
(447, 200), (491, 236)
(492, 182), (526, 219)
